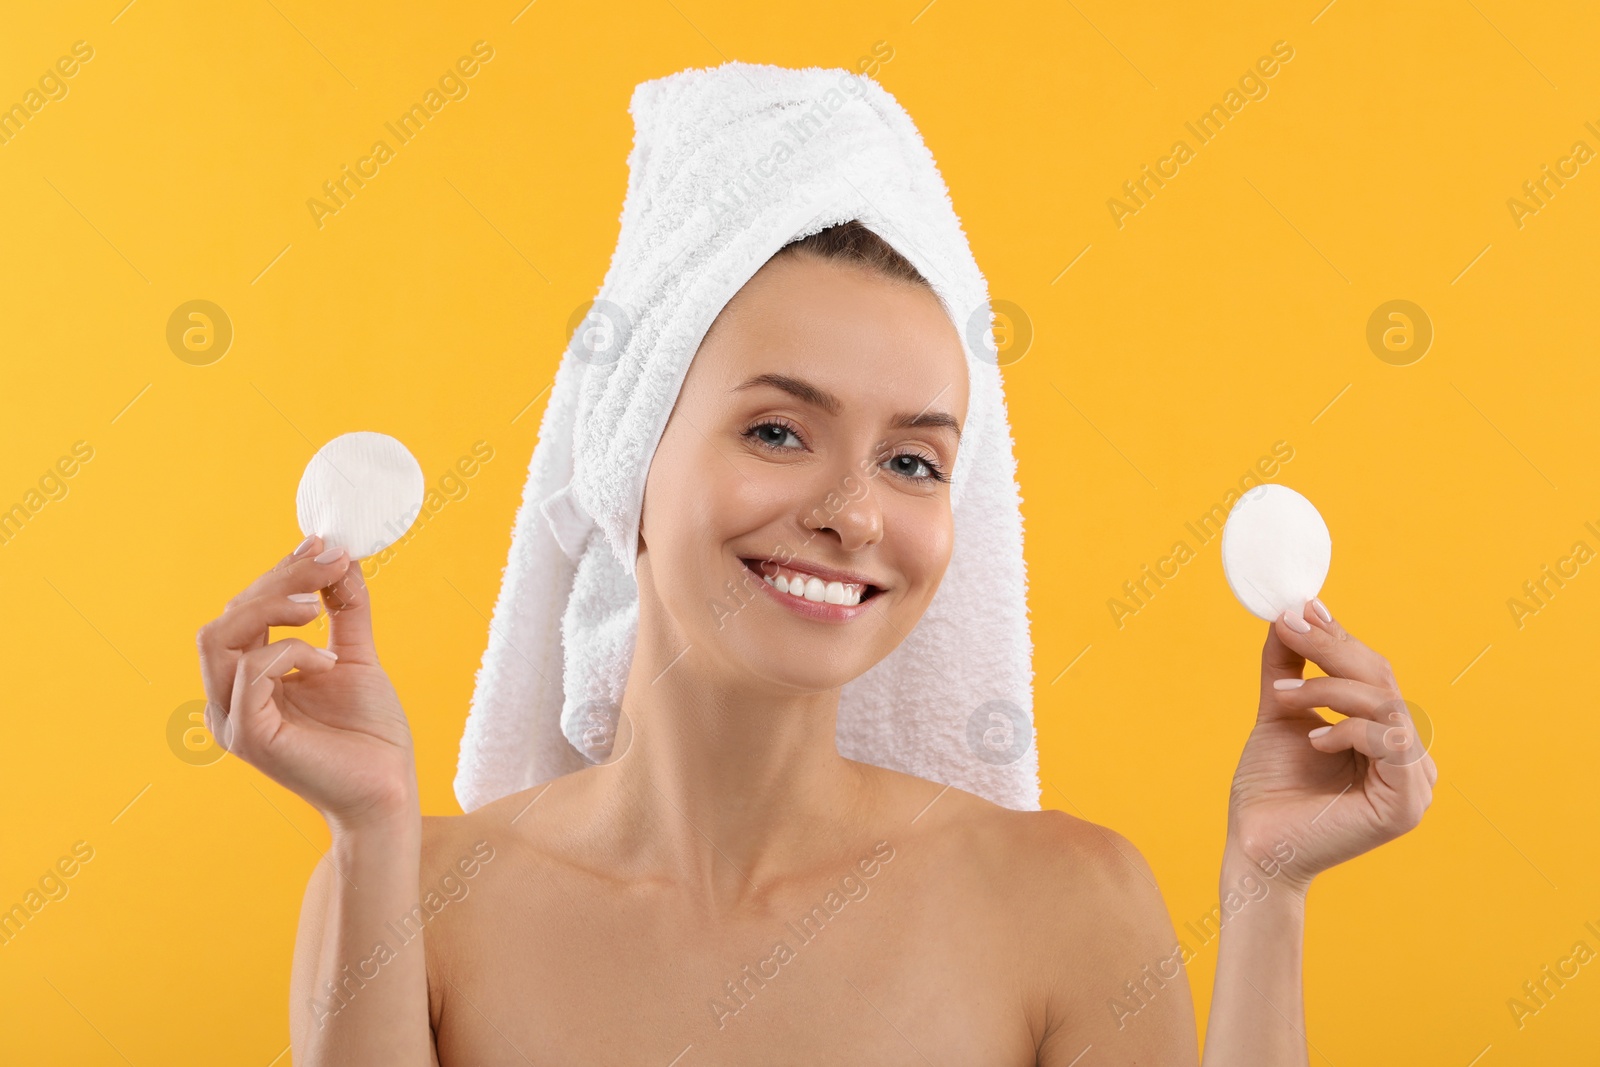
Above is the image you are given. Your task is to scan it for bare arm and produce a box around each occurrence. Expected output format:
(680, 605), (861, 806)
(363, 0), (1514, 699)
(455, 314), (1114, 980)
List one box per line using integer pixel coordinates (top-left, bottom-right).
(195, 534), (438, 1065)
(1203, 599), (1434, 1065)
(1199, 842), (1308, 1065)
(290, 809), (436, 1066)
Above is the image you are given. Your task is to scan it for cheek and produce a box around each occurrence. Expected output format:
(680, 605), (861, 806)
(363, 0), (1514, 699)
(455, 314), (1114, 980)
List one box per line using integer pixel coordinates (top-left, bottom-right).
(643, 434), (758, 577)
(889, 497), (955, 592)
(702, 463), (789, 554)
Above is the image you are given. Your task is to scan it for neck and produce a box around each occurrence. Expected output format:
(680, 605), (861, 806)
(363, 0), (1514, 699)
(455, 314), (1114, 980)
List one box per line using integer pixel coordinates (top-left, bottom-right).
(580, 601), (876, 908)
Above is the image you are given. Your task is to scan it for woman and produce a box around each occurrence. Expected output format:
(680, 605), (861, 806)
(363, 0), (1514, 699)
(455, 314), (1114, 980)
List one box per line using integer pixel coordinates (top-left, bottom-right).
(194, 69), (1434, 1066)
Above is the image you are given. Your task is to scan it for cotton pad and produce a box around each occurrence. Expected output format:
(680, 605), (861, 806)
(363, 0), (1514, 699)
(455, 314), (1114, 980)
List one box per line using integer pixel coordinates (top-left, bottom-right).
(295, 431), (425, 560)
(1220, 483), (1331, 622)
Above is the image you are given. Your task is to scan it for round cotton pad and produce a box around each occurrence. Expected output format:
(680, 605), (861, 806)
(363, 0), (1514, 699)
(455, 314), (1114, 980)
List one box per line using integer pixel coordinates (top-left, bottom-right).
(295, 431), (425, 561)
(1220, 483), (1332, 622)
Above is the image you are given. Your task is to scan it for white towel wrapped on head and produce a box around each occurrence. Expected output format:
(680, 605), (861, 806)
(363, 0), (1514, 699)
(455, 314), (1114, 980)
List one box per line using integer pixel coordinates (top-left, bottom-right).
(454, 60), (1041, 813)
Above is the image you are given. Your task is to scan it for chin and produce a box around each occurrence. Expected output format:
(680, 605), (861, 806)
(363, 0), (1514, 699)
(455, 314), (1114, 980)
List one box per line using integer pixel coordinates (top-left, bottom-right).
(733, 647), (873, 695)
(650, 551), (898, 678)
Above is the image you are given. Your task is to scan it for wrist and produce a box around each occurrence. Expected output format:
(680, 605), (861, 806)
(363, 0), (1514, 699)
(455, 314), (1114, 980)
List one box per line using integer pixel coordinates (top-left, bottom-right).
(326, 785), (422, 841)
(1222, 836), (1312, 904)
(327, 816), (422, 874)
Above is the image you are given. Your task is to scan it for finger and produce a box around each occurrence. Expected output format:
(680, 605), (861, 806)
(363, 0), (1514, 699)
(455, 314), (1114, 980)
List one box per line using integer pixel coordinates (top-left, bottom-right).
(206, 593), (325, 652)
(1269, 675), (1407, 726)
(1307, 713), (1427, 769)
(322, 556), (376, 664)
(224, 638), (339, 758)
(202, 698), (229, 750)
(197, 594), (325, 716)
(1309, 716), (1434, 831)
(1258, 622), (1308, 718)
(277, 534), (320, 572)
(1274, 598), (1397, 691)
(224, 534), (318, 612)
(226, 537), (351, 614)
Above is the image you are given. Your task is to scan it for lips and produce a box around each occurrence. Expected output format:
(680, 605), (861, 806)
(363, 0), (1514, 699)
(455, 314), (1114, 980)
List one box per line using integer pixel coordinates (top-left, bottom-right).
(740, 557), (886, 600)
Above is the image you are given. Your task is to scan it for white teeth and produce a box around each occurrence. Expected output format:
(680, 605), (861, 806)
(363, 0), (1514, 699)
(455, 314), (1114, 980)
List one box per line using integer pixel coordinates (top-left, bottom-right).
(757, 563), (866, 607)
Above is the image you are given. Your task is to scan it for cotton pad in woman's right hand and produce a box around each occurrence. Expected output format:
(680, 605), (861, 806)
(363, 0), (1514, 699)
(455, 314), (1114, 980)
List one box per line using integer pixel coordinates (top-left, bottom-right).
(295, 431), (425, 561)
(1220, 483), (1332, 622)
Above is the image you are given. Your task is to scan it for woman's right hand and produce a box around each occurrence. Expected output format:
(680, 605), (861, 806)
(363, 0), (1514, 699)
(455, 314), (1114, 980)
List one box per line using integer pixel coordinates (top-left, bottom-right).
(196, 534), (418, 832)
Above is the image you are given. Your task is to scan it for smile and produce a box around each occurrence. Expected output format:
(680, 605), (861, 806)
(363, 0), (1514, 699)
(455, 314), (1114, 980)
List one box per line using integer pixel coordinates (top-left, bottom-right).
(740, 558), (886, 621)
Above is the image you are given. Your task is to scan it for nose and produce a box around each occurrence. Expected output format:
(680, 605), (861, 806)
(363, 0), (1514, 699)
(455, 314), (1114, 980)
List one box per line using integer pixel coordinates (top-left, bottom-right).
(802, 461), (883, 552)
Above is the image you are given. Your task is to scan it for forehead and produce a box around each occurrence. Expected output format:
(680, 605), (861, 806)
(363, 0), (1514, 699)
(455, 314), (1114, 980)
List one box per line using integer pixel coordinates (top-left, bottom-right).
(693, 253), (970, 420)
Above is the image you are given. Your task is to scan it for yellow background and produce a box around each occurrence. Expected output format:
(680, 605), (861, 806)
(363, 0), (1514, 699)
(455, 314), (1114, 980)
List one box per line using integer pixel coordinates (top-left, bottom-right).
(3, 0), (1597, 1062)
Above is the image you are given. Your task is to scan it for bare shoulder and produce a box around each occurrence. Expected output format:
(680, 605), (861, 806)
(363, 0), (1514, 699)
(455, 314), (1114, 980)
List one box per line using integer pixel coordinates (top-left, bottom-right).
(414, 808), (510, 955)
(420, 775), (574, 872)
(991, 807), (1176, 975)
(415, 783), (569, 1030)
(862, 763), (1151, 901)
(865, 767), (1197, 1064)
(420, 804), (506, 874)
(1004, 808), (1198, 1065)
(1002, 807), (1160, 903)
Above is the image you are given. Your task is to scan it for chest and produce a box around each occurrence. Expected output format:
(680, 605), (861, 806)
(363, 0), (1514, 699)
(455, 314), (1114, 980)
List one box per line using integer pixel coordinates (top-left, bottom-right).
(426, 852), (1042, 1065)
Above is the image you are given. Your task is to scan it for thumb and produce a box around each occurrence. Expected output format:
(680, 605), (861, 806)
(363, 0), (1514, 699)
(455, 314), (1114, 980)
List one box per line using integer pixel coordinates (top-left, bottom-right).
(1258, 617), (1306, 718)
(323, 556), (377, 663)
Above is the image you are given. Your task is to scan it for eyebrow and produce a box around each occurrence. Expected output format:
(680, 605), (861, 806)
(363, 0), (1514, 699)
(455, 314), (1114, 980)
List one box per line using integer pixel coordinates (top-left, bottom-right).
(734, 373), (962, 441)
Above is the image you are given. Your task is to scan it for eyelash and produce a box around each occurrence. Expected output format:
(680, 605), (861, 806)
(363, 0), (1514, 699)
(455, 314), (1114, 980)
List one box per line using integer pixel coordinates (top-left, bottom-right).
(741, 418), (949, 484)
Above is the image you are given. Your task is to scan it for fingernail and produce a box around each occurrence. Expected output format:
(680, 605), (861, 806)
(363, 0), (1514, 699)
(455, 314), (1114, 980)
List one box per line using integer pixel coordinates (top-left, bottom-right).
(1310, 598), (1332, 624)
(1281, 609), (1312, 634)
(313, 647), (338, 660)
(1273, 678), (1305, 690)
(293, 535), (316, 558)
(287, 592), (320, 604)
(313, 546), (345, 564)
(1307, 725), (1332, 739)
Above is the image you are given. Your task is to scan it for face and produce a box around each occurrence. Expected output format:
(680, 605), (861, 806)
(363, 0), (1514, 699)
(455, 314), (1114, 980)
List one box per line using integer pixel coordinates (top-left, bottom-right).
(636, 250), (970, 693)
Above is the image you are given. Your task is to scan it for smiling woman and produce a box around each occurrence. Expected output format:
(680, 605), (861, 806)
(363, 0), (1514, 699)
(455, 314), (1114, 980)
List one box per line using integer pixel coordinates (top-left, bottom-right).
(195, 58), (1435, 1067)
(643, 222), (968, 645)
(400, 199), (1122, 1049)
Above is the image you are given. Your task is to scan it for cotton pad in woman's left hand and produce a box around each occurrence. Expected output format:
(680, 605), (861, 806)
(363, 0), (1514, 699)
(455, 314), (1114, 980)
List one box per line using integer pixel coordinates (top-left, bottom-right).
(1220, 483), (1332, 622)
(295, 431), (425, 560)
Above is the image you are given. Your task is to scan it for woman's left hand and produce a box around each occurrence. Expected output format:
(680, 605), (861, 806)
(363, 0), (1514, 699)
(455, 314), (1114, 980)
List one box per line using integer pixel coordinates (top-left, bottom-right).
(1223, 598), (1437, 894)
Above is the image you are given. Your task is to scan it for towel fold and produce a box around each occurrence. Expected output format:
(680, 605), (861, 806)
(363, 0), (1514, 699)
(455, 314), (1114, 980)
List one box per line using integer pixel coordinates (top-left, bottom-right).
(454, 60), (1040, 813)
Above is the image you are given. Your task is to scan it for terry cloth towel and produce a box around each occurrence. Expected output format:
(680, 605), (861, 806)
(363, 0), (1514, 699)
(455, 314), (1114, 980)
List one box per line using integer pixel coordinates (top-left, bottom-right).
(454, 60), (1040, 813)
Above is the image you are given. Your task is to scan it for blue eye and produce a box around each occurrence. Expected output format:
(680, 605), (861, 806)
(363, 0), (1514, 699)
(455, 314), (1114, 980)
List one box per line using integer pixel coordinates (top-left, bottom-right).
(748, 422), (802, 449)
(741, 420), (949, 484)
(883, 453), (947, 482)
